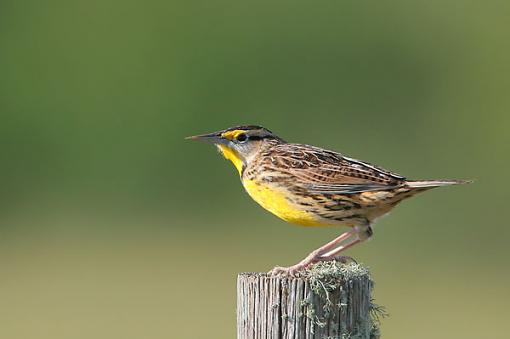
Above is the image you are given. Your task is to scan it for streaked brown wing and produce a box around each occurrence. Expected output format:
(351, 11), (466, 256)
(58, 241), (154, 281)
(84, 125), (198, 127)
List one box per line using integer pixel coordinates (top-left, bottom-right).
(265, 143), (406, 194)
(305, 183), (401, 194)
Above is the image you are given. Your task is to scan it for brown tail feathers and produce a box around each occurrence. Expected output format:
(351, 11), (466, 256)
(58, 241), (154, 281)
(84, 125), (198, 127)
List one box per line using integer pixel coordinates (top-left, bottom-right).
(406, 179), (472, 189)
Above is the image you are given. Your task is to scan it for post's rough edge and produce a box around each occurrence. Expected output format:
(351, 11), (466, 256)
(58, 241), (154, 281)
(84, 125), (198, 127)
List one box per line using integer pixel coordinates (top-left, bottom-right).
(238, 260), (370, 280)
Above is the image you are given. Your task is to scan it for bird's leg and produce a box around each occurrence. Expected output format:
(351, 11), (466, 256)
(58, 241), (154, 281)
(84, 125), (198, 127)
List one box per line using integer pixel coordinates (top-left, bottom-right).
(269, 229), (359, 277)
(269, 225), (372, 277)
(320, 225), (372, 261)
(319, 237), (362, 260)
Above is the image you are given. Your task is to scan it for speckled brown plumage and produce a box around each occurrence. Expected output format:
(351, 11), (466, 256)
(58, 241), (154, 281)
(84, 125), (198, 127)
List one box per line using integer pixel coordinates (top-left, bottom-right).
(242, 140), (426, 228)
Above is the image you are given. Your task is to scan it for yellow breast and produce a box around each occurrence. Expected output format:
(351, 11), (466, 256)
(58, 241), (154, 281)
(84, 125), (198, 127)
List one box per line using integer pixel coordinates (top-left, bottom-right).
(242, 179), (326, 227)
(216, 145), (332, 227)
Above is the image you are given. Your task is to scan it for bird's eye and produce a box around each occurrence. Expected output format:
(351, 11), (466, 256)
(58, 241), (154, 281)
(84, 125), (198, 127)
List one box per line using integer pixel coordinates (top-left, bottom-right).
(236, 133), (248, 142)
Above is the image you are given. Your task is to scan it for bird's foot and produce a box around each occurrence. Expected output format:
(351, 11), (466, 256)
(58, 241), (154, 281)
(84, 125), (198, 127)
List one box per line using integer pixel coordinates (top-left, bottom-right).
(268, 255), (358, 277)
(268, 250), (321, 277)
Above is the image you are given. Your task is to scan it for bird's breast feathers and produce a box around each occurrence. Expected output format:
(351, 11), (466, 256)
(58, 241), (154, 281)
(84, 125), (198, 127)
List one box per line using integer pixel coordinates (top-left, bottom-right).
(242, 179), (329, 227)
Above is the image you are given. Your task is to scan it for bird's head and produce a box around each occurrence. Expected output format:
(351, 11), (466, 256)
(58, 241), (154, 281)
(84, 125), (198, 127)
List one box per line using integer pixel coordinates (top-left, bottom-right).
(186, 125), (284, 175)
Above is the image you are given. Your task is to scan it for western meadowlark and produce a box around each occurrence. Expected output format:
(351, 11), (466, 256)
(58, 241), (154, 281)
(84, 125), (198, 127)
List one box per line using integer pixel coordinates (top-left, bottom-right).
(187, 125), (469, 276)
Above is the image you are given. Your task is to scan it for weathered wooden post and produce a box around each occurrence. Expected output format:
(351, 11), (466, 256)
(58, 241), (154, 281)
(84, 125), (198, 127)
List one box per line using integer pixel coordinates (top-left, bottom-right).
(237, 261), (382, 339)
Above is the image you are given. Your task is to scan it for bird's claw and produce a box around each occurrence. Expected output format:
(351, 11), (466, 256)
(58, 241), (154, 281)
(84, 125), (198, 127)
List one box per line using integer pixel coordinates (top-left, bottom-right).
(268, 255), (358, 277)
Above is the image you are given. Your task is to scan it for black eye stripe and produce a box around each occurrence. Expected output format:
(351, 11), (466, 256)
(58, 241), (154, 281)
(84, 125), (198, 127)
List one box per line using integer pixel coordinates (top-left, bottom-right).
(235, 134), (265, 142)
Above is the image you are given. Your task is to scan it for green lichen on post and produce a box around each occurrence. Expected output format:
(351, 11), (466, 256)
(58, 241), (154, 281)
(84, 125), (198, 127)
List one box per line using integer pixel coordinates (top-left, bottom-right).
(301, 261), (387, 338)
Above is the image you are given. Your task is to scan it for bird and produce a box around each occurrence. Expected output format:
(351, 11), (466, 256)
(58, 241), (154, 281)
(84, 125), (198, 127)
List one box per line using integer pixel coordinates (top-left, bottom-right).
(186, 125), (470, 276)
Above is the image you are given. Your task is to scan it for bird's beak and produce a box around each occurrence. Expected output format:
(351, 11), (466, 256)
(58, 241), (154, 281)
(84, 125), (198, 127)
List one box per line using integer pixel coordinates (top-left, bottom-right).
(185, 132), (226, 145)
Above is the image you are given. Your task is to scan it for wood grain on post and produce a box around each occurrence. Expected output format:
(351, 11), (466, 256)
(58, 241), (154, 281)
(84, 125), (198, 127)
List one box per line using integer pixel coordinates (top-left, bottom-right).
(237, 262), (380, 339)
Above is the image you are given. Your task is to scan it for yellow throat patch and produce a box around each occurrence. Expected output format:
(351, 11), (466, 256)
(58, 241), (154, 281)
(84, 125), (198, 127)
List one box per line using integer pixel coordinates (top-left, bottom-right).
(217, 144), (244, 175)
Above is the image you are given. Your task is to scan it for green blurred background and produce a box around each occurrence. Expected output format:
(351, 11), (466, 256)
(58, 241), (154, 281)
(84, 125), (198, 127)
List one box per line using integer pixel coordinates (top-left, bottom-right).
(1, 1), (509, 338)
